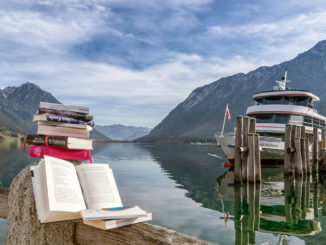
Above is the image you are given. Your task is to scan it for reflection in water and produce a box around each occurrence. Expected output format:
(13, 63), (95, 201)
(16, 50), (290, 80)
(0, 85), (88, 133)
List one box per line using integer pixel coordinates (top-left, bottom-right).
(3, 142), (326, 244)
(0, 139), (34, 189)
(216, 170), (325, 244)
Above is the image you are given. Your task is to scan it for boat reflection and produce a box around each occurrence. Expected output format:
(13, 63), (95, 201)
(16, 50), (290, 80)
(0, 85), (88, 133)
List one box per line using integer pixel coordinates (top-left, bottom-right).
(217, 170), (323, 244)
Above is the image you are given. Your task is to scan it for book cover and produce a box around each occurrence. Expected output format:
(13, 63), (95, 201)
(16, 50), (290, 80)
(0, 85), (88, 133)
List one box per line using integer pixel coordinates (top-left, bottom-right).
(29, 145), (91, 161)
(39, 102), (89, 114)
(37, 124), (91, 138)
(83, 213), (152, 230)
(81, 205), (148, 221)
(34, 113), (95, 127)
(38, 108), (93, 121)
(26, 134), (93, 150)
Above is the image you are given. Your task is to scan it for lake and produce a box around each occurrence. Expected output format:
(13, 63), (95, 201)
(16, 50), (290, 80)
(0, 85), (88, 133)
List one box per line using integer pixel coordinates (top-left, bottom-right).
(1, 140), (326, 244)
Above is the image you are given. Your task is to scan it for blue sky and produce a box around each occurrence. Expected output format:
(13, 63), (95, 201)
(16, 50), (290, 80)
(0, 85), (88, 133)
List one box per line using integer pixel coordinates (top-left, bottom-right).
(1, 0), (326, 127)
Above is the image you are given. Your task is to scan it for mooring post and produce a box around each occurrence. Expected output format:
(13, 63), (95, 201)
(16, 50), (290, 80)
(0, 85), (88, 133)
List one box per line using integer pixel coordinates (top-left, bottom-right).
(321, 128), (326, 172)
(284, 124), (293, 175)
(235, 116), (243, 183)
(300, 126), (306, 175)
(248, 134), (255, 183)
(242, 117), (250, 182)
(295, 137), (303, 175)
(305, 138), (310, 175)
(254, 134), (261, 182)
(291, 125), (297, 173)
(249, 118), (256, 134)
(313, 127), (318, 172)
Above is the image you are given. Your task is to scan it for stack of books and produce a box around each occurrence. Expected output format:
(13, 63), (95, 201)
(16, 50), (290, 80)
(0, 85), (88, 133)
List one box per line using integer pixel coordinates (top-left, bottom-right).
(27, 102), (94, 161)
(31, 156), (152, 229)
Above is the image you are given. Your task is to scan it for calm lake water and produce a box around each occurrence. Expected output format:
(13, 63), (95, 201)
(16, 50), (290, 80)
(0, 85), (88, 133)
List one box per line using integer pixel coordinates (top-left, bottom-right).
(1, 140), (326, 244)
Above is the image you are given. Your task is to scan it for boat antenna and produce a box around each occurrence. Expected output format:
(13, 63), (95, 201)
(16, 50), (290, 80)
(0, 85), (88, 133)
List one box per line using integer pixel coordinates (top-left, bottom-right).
(275, 70), (290, 90)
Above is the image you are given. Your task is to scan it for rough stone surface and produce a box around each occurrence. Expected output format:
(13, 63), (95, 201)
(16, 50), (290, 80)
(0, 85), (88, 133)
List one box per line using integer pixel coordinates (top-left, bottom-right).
(5, 164), (75, 245)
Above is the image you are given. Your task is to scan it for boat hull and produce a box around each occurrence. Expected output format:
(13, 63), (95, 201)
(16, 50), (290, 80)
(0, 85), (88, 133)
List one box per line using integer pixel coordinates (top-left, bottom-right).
(217, 134), (284, 163)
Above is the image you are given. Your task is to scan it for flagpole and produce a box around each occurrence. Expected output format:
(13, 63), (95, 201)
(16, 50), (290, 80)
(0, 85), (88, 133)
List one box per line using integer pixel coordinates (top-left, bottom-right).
(220, 104), (228, 136)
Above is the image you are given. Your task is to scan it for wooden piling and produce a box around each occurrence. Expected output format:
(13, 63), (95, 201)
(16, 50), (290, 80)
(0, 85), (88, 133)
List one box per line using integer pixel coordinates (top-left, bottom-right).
(295, 126), (302, 176)
(284, 124), (293, 175)
(312, 127), (318, 172)
(300, 126), (306, 175)
(249, 118), (256, 134)
(305, 138), (310, 175)
(242, 117), (250, 182)
(254, 134), (261, 182)
(301, 138), (307, 175)
(248, 134), (255, 183)
(291, 125), (297, 173)
(321, 128), (326, 172)
(234, 116), (243, 183)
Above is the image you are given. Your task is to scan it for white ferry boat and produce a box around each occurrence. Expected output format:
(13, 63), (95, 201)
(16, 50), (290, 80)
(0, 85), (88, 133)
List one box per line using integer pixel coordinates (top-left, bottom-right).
(217, 71), (326, 163)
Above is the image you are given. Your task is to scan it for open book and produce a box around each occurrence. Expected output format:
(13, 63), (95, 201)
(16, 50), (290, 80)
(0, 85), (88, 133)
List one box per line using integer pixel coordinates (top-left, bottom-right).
(31, 156), (122, 223)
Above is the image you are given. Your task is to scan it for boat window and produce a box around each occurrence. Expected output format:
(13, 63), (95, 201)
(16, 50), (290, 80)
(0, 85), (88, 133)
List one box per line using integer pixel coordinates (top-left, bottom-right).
(255, 98), (263, 105)
(303, 116), (313, 127)
(313, 118), (320, 128)
(303, 116), (325, 129)
(251, 114), (290, 124)
(283, 96), (295, 105)
(274, 114), (290, 124)
(263, 96), (283, 104)
(296, 97), (309, 106)
(257, 95), (312, 106)
(252, 114), (274, 123)
(289, 115), (303, 124)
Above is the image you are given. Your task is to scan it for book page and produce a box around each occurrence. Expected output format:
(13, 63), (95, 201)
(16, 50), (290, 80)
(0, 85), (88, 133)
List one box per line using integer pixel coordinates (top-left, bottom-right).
(76, 164), (122, 209)
(44, 155), (86, 212)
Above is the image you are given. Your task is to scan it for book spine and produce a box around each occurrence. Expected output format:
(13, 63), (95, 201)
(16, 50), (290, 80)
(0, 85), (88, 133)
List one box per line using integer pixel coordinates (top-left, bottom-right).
(29, 145), (91, 161)
(39, 102), (89, 114)
(26, 134), (68, 148)
(38, 108), (93, 121)
(37, 126), (90, 139)
(46, 114), (95, 127)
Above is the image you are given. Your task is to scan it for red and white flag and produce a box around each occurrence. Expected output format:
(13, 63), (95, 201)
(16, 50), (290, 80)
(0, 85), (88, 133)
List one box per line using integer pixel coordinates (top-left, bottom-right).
(226, 104), (231, 121)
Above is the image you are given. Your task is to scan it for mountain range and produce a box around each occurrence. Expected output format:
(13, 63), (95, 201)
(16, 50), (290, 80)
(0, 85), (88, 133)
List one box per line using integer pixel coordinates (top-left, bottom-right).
(139, 40), (326, 142)
(0, 82), (109, 140)
(95, 124), (151, 141)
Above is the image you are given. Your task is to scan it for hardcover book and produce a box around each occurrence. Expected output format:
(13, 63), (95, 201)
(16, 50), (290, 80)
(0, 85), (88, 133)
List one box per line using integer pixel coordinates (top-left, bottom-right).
(38, 121), (88, 130)
(26, 134), (93, 150)
(81, 205), (148, 221)
(39, 102), (90, 114)
(83, 213), (152, 230)
(38, 108), (93, 121)
(33, 113), (95, 127)
(29, 145), (91, 161)
(37, 124), (91, 138)
(31, 156), (122, 223)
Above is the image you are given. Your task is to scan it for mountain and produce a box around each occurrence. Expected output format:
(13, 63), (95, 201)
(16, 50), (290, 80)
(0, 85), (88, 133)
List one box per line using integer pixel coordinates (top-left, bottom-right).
(95, 124), (151, 141)
(0, 82), (110, 141)
(0, 82), (60, 134)
(139, 40), (326, 142)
